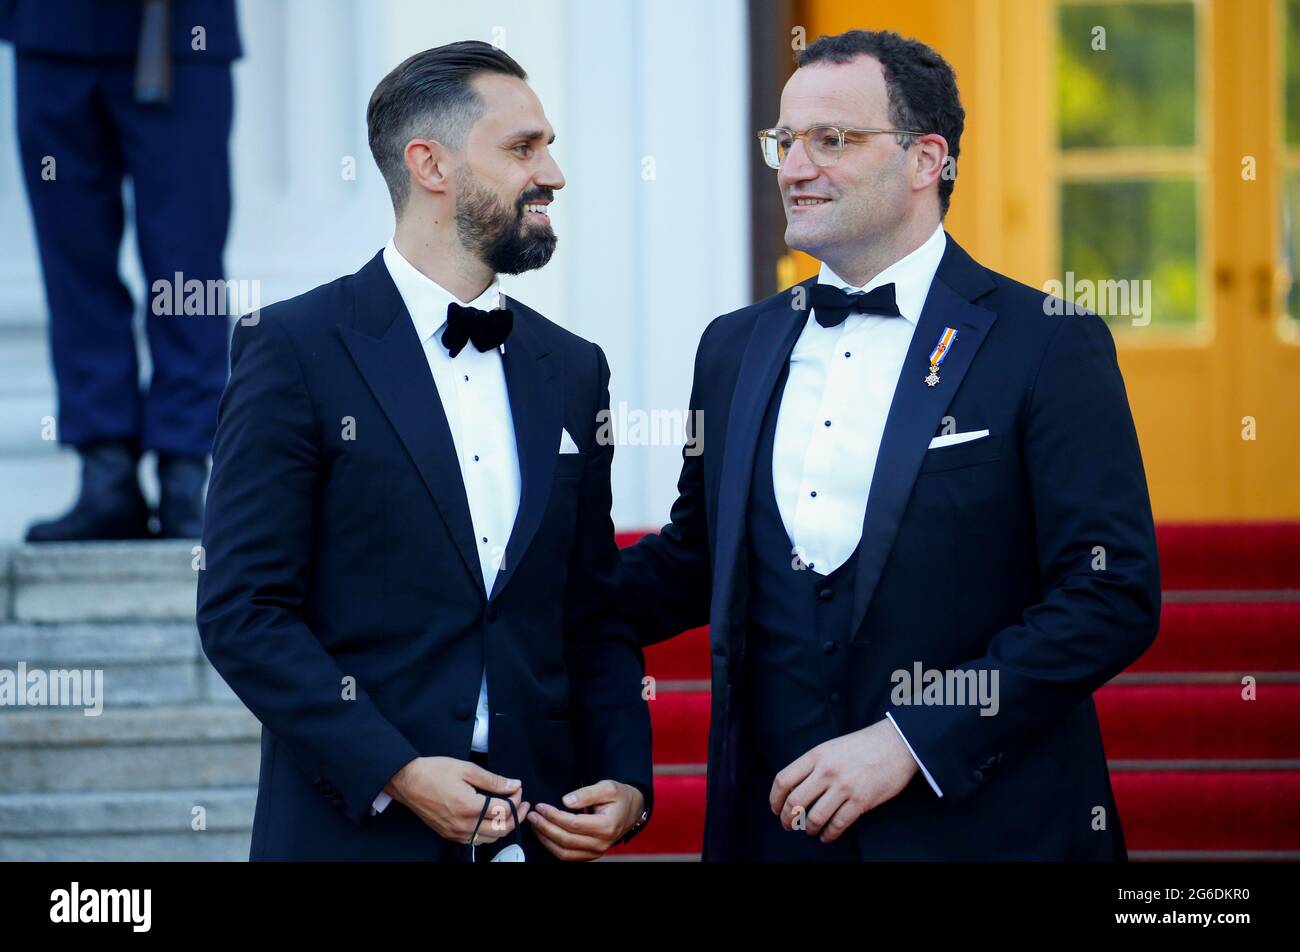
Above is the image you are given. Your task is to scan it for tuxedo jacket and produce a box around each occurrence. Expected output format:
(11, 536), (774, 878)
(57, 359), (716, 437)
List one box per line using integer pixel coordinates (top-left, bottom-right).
(196, 251), (652, 861)
(618, 233), (1161, 860)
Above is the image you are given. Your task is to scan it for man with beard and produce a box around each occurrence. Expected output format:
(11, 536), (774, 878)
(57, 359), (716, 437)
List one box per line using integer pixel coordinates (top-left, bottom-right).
(196, 41), (651, 861)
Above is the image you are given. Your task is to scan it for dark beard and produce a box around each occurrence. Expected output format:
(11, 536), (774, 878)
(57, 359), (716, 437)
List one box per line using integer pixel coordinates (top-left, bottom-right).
(455, 174), (557, 275)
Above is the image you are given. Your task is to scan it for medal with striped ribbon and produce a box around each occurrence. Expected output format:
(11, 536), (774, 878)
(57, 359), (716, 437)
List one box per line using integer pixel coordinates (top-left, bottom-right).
(925, 327), (958, 387)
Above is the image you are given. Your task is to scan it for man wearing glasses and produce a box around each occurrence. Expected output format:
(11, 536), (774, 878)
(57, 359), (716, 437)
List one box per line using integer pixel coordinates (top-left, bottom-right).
(617, 29), (1159, 860)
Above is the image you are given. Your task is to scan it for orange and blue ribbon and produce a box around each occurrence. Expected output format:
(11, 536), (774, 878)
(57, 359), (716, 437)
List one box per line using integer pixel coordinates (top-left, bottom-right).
(928, 327), (958, 368)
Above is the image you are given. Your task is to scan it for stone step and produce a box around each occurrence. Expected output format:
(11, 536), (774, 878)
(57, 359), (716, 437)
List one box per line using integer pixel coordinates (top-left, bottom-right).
(2, 541), (201, 622)
(0, 324), (53, 400)
(0, 621), (239, 707)
(0, 787), (255, 861)
(0, 459), (168, 546)
(0, 705), (260, 792)
(0, 457), (79, 547)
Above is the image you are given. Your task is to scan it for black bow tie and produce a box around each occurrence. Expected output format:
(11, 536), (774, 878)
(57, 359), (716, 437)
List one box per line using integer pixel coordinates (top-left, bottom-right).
(809, 282), (902, 327)
(441, 301), (514, 357)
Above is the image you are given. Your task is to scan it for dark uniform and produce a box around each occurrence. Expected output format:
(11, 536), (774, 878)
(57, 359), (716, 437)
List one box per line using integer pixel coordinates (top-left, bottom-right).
(0, 0), (241, 539)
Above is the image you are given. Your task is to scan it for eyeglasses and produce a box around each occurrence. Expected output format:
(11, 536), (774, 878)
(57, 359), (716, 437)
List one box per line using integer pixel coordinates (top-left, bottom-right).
(757, 125), (930, 170)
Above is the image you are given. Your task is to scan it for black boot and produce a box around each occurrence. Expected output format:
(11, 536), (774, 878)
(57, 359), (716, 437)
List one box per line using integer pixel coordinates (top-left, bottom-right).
(25, 440), (151, 542)
(157, 453), (208, 539)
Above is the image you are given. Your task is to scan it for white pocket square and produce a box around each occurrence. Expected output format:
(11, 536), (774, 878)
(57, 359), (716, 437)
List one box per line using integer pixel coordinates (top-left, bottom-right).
(928, 429), (989, 449)
(558, 428), (581, 454)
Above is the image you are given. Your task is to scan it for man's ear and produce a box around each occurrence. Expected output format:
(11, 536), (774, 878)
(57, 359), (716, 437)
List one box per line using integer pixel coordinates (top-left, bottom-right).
(911, 134), (949, 195)
(404, 138), (452, 198)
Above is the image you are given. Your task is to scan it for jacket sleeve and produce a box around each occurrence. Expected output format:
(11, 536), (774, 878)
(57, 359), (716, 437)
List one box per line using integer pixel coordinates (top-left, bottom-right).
(196, 314), (421, 826)
(614, 319), (718, 647)
(561, 342), (655, 844)
(888, 312), (1161, 799)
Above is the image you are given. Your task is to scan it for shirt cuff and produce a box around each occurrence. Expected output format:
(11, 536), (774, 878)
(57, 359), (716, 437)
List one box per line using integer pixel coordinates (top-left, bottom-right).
(370, 791), (393, 816)
(886, 711), (943, 798)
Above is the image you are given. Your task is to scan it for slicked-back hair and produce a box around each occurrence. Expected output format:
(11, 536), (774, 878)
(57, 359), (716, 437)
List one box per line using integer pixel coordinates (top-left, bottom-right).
(367, 41), (527, 213)
(798, 29), (964, 217)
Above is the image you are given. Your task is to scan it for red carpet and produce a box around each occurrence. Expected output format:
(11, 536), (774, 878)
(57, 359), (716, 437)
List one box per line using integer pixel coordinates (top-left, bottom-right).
(608, 523), (1300, 860)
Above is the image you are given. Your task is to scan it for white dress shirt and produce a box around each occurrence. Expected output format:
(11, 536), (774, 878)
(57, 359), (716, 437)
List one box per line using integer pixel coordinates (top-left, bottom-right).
(770, 222), (948, 796)
(371, 239), (521, 814)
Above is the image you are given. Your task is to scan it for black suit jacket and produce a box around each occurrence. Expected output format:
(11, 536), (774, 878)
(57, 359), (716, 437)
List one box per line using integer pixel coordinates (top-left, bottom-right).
(618, 233), (1161, 860)
(196, 251), (652, 861)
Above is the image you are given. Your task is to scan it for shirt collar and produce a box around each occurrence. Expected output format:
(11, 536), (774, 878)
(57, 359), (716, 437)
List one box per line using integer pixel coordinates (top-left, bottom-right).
(382, 238), (504, 344)
(816, 223), (947, 325)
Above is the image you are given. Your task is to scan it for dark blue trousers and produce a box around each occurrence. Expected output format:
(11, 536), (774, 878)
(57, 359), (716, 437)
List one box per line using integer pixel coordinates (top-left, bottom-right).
(15, 53), (233, 456)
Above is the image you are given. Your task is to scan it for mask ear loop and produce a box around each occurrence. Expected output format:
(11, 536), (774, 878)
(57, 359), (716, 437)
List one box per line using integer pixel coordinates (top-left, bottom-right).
(468, 795), (492, 862)
(468, 794), (522, 861)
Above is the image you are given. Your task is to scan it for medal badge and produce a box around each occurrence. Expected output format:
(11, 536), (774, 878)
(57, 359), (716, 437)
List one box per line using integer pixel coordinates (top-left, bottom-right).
(925, 327), (958, 387)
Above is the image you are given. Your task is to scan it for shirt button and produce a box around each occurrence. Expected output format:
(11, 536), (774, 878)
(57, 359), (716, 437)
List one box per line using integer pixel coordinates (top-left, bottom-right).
(844, 351), (851, 358)
(817, 587), (834, 603)
(463, 374), (469, 381)
(824, 420), (831, 427)
(481, 537), (488, 544)
(810, 491), (817, 498)
(473, 455), (480, 462)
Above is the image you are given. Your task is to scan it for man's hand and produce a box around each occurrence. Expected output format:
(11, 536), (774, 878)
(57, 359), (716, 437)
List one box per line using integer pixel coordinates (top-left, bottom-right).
(527, 780), (645, 861)
(770, 718), (918, 843)
(386, 756), (530, 845)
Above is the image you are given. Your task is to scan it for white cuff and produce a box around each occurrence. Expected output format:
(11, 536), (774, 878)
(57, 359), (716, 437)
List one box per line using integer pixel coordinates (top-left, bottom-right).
(370, 791), (393, 816)
(886, 712), (943, 798)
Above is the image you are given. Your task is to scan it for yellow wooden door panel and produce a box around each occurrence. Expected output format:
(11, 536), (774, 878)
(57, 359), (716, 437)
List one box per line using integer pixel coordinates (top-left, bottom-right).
(782, 0), (1298, 517)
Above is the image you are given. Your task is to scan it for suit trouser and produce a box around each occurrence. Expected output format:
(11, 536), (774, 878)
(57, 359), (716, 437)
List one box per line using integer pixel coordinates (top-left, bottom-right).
(14, 52), (233, 456)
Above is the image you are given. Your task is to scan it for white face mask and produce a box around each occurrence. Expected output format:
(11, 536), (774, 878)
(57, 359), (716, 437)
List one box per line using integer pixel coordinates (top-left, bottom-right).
(490, 844), (526, 863)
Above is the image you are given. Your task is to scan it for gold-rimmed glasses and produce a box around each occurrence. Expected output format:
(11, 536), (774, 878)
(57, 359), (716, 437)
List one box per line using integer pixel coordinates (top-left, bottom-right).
(757, 125), (930, 169)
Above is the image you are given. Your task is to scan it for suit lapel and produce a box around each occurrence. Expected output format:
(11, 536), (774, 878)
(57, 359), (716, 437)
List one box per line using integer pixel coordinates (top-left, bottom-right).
(849, 235), (998, 636)
(339, 252), (485, 596)
(712, 283), (810, 659)
(490, 299), (559, 604)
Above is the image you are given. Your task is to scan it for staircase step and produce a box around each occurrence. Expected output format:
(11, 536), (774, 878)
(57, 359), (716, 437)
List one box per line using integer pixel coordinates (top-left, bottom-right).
(0, 621), (240, 707)
(623, 525), (1300, 592)
(0, 705), (260, 792)
(1157, 523), (1300, 591)
(0, 458), (78, 549)
(1115, 770), (1300, 851)
(644, 626), (710, 682)
(1133, 600), (1300, 672)
(642, 600), (1300, 684)
(647, 683), (1300, 764)
(612, 769), (1300, 856)
(0, 787), (255, 861)
(1096, 684), (1300, 759)
(609, 775), (705, 857)
(4, 541), (200, 622)
(650, 690), (710, 764)
(0, 622), (212, 706)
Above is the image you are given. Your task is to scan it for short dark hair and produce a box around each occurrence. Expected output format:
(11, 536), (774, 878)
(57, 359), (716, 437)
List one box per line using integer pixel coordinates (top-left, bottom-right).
(797, 30), (964, 217)
(367, 41), (527, 213)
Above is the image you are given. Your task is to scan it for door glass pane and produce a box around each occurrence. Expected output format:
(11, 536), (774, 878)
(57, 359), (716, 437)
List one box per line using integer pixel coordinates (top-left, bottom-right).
(1058, 2), (1196, 149)
(1287, 0), (1300, 147)
(1061, 179), (1198, 327)
(1284, 0), (1300, 327)
(1056, 1), (1201, 331)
